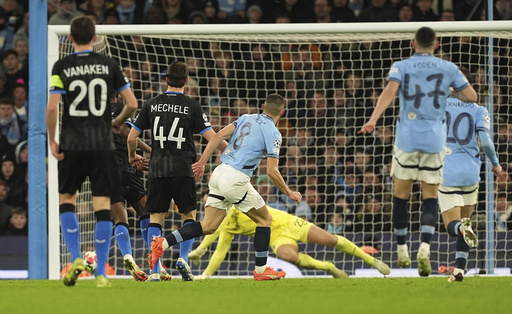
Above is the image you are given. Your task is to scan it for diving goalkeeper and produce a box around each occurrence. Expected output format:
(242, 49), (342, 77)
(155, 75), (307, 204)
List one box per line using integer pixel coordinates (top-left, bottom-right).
(189, 197), (391, 278)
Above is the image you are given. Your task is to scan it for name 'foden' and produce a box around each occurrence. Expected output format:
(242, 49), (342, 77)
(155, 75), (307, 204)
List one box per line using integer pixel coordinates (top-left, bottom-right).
(151, 103), (189, 114)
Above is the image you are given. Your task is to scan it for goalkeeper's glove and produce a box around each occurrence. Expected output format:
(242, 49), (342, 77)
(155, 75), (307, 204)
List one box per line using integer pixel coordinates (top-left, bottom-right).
(188, 246), (206, 265)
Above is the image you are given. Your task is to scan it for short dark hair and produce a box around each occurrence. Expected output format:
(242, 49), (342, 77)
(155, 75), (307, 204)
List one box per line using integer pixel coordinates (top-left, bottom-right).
(167, 61), (188, 88)
(0, 97), (13, 106)
(2, 49), (18, 60)
(70, 16), (96, 45)
(459, 66), (474, 85)
(263, 93), (285, 116)
(414, 26), (436, 49)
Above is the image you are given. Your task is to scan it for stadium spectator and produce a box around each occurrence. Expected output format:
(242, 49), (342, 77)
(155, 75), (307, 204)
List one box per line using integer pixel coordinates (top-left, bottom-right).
(306, 0), (334, 23)
(47, 0), (59, 21)
(12, 84), (27, 122)
(143, 4), (168, 23)
(331, 0), (357, 22)
(326, 212), (345, 234)
(79, 0), (110, 24)
(2, 49), (27, 96)
(0, 180), (12, 227)
(117, 0), (145, 24)
(13, 37), (27, 70)
(274, 0), (314, 23)
(0, 98), (26, 148)
(355, 194), (392, 233)
(358, 0), (398, 22)
(0, 154), (25, 207)
(202, 0), (225, 24)
(359, 26), (477, 277)
(413, 0), (439, 21)
(397, 3), (414, 22)
(495, 192), (512, 231)
(366, 125), (394, 168)
(256, 175), (287, 212)
(1, 206), (27, 235)
(188, 10), (208, 23)
(439, 8), (455, 20)
(157, 0), (197, 24)
(306, 91), (336, 147)
(246, 4), (262, 23)
(283, 44), (324, 97)
(216, 0), (246, 21)
(0, 8), (16, 56)
(274, 12), (291, 23)
(348, 0), (364, 16)
(49, 0), (84, 25)
(495, 0), (512, 20)
(103, 8), (120, 24)
(12, 11), (27, 44)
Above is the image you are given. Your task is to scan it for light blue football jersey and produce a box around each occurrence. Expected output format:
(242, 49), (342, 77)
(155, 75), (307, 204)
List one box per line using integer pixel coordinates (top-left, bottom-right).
(221, 113), (282, 177)
(442, 97), (490, 186)
(388, 53), (470, 153)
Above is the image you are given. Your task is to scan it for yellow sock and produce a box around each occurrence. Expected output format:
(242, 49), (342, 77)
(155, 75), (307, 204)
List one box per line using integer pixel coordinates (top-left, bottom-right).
(296, 253), (332, 272)
(334, 235), (375, 265)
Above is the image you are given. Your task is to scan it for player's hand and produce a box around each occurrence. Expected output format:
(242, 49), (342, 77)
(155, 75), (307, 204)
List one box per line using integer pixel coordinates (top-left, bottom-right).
(134, 154), (149, 171)
(129, 154), (144, 167)
(288, 191), (302, 203)
(493, 164), (503, 176)
(188, 247), (206, 265)
(192, 161), (205, 180)
(50, 142), (64, 161)
(358, 121), (376, 134)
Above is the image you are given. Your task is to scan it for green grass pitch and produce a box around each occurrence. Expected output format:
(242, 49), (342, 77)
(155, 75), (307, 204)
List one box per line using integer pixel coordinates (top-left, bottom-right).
(1, 277), (511, 314)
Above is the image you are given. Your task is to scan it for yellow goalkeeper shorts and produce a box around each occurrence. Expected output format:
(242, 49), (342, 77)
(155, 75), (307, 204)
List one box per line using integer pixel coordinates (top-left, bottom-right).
(270, 216), (313, 253)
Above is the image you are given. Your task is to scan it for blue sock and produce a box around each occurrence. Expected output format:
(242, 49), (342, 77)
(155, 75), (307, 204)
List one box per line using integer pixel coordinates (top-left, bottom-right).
(420, 198), (438, 244)
(139, 214), (150, 248)
(393, 197), (409, 245)
(94, 210), (113, 277)
(148, 223), (162, 274)
(60, 207), (81, 261)
(179, 220), (195, 263)
(115, 223), (132, 257)
(447, 220), (461, 237)
(456, 236), (470, 270)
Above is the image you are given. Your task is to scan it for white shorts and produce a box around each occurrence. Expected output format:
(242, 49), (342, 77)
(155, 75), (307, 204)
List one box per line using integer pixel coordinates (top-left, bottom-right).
(438, 184), (479, 213)
(390, 146), (445, 184)
(205, 163), (265, 213)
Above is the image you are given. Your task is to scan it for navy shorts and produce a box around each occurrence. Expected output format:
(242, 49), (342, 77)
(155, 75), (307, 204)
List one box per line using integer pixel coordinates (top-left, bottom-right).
(145, 177), (196, 214)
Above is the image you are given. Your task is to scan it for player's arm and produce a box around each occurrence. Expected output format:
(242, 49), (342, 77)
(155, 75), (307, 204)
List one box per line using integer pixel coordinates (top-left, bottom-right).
(451, 85), (478, 103)
(127, 127), (143, 166)
(267, 157), (302, 203)
(46, 93), (64, 160)
(202, 128), (229, 153)
(112, 88), (138, 133)
(203, 231), (235, 277)
(359, 80), (399, 134)
(192, 124), (236, 180)
(478, 130), (502, 176)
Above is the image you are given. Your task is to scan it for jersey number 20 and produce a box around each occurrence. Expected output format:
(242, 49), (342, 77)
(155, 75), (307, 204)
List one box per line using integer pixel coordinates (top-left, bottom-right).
(69, 78), (108, 117)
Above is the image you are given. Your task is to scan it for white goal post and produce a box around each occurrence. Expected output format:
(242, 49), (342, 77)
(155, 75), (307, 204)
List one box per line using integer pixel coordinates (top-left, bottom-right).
(47, 21), (512, 280)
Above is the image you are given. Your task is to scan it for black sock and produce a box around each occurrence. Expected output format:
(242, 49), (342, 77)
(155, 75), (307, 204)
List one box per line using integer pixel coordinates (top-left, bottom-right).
(420, 198), (438, 243)
(393, 197), (409, 245)
(164, 221), (203, 247)
(254, 226), (270, 267)
(447, 220), (461, 237)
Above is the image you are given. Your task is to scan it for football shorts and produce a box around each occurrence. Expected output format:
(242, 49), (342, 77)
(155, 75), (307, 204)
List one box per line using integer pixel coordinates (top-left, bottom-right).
(438, 184), (479, 213)
(391, 146), (445, 184)
(206, 163), (265, 213)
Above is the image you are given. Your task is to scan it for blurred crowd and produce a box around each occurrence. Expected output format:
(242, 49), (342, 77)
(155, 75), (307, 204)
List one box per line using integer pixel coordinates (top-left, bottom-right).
(1, 0), (512, 236)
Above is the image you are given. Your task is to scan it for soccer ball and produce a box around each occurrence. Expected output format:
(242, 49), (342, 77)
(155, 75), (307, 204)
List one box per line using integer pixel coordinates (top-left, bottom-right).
(84, 251), (97, 274)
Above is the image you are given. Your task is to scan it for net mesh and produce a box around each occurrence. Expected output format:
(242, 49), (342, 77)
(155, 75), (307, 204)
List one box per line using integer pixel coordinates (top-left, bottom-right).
(57, 28), (512, 277)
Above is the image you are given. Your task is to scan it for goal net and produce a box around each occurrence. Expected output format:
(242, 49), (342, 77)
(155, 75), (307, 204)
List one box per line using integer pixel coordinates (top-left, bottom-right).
(48, 22), (512, 279)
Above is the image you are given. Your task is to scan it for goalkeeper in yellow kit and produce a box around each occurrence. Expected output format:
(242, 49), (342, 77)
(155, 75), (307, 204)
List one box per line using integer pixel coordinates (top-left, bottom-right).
(189, 201), (391, 278)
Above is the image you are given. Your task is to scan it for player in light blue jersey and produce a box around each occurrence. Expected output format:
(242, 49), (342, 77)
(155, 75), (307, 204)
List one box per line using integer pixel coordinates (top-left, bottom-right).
(359, 26), (478, 277)
(439, 67), (502, 282)
(146, 94), (302, 281)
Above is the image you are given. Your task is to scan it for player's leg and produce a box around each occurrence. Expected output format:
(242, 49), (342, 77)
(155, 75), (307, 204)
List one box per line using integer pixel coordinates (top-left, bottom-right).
(393, 176), (413, 267)
(91, 196), (113, 282)
(58, 152), (86, 286)
(306, 225), (390, 275)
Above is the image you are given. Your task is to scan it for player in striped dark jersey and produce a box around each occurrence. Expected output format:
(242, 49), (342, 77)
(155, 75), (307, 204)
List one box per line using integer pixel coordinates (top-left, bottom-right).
(359, 26), (477, 277)
(46, 16), (138, 287)
(127, 61), (228, 281)
(148, 93), (302, 281)
(439, 67), (502, 282)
